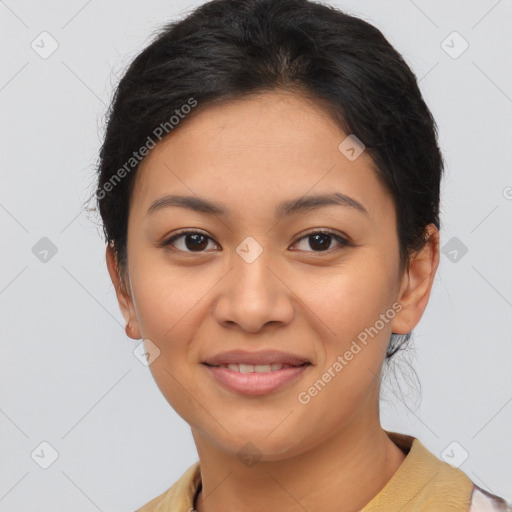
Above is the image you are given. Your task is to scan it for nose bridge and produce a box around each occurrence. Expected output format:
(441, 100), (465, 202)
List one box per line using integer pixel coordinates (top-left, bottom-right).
(213, 236), (293, 331)
(231, 236), (276, 304)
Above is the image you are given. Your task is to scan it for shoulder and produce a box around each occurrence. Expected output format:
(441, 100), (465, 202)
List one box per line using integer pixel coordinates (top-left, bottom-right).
(363, 431), (511, 512)
(468, 485), (512, 512)
(134, 461), (201, 512)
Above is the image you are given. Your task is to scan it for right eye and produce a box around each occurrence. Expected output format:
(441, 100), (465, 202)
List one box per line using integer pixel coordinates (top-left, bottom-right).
(162, 230), (220, 253)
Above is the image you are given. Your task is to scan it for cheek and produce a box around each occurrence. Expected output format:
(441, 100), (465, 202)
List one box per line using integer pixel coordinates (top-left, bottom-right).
(128, 259), (212, 412)
(132, 279), (207, 426)
(293, 269), (396, 443)
(130, 255), (207, 342)
(306, 260), (398, 343)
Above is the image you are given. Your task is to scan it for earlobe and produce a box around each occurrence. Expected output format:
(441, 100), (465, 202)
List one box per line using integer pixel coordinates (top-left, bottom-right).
(391, 224), (440, 335)
(105, 243), (142, 340)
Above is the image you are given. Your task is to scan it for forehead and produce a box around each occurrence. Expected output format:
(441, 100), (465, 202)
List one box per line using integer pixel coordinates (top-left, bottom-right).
(144, 90), (347, 162)
(131, 90), (394, 223)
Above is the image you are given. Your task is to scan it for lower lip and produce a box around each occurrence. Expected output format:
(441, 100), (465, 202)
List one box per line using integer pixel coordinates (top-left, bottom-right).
(204, 364), (310, 396)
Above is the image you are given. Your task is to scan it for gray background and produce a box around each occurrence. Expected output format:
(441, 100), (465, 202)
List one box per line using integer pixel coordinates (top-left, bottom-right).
(1, 0), (511, 510)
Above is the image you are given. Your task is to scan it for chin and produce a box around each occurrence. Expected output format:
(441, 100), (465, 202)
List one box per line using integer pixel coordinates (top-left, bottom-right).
(202, 423), (314, 463)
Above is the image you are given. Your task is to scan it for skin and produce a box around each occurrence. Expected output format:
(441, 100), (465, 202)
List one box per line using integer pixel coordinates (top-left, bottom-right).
(106, 89), (440, 512)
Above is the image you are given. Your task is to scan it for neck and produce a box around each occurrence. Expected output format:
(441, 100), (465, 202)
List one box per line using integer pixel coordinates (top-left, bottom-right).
(192, 415), (406, 512)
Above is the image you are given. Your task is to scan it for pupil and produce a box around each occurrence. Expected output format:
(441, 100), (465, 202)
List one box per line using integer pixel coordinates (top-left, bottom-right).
(186, 234), (208, 251)
(310, 234), (331, 251)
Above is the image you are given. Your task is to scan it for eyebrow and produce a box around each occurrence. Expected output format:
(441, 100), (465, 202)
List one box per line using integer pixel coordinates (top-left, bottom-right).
(147, 192), (369, 218)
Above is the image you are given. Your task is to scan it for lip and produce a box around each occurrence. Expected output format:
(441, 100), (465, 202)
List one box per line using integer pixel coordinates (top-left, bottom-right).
(202, 350), (312, 396)
(204, 363), (310, 396)
(202, 349), (310, 366)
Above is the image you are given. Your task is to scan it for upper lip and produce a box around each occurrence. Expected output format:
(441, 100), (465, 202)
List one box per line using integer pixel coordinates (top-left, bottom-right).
(202, 350), (311, 366)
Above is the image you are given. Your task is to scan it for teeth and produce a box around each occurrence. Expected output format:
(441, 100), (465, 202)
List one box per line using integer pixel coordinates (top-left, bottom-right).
(222, 363), (287, 373)
(255, 364), (271, 373)
(239, 364), (254, 374)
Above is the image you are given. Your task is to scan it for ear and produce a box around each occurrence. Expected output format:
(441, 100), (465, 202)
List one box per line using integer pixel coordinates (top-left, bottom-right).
(105, 243), (142, 340)
(391, 224), (440, 335)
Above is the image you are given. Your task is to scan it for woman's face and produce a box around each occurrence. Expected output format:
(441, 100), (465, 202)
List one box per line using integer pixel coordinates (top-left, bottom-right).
(108, 90), (434, 460)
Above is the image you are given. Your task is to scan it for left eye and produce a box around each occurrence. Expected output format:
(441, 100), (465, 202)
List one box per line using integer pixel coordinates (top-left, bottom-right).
(292, 231), (350, 253)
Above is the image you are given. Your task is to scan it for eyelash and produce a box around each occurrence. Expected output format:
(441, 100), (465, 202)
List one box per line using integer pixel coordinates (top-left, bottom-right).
(162, 229), (352, 255)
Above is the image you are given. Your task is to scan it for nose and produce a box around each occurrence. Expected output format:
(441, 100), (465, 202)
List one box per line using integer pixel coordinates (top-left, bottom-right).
(213, 243), (294, 333)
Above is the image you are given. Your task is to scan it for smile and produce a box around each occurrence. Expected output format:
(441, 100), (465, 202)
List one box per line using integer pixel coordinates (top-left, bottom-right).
(209, 362), (302, 373)
(203, 362), (311, 396)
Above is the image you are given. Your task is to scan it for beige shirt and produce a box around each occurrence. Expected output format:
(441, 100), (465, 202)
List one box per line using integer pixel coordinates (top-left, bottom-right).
(135, 431), (511, 511)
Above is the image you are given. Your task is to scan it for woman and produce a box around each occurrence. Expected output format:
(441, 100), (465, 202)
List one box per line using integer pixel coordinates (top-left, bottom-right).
(95, 0), (511, 510)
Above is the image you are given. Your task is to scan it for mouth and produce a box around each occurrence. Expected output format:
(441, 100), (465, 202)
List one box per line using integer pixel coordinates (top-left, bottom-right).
(203, 362), (309, 373)
(202, 349), (311, 367)
(201, 350), (312, 396)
